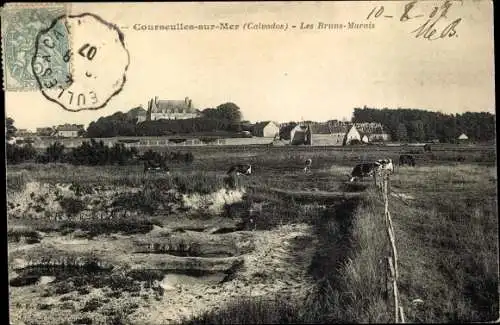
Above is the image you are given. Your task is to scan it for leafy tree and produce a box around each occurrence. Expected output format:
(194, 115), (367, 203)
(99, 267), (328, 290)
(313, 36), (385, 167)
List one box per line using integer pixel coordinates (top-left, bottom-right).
(6, 117), (16, 140)
(408, 120), (425, 142)
(215, 102), (242, 123)
(396, 123), (408, 142)
(6, 143), (37, 164)
(86, 112), (137, 138)
(46, 142), (66, 162)
(352, 107), (495, 143)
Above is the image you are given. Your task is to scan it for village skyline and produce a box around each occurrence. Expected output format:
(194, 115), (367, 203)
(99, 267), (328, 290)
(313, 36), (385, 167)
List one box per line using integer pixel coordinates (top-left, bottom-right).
(8, 101), (496, 133)
(6, 1), (495, 131)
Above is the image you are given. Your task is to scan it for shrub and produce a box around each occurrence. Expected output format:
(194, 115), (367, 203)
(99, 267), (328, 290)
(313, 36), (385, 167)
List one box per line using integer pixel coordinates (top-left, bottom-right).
(173, 172), (222, 194)
(141, 149), (194, 165)
(7, 172), (27, 193)
(348, 139), (362, 146)
(59, 197), (86, 216)
(199, 137), (218, 144)
(141, 149), (164, 163)
(46, 142), (66, 162)
(68, 139), (137, 165)
(6, 143), (37, 164)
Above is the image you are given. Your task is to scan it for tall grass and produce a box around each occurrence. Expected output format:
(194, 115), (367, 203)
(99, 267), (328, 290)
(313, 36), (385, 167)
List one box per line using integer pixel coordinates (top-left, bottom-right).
(6, 170), (28, 193)
(317, 190), (390, 323)
(389, 165), (498, 322)
(182, 297), (302, 325)
(6, 164), (227, 194)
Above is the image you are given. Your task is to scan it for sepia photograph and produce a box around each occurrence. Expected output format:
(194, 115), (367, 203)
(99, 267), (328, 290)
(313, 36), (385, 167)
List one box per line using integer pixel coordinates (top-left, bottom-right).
(2, 1), (497, 324)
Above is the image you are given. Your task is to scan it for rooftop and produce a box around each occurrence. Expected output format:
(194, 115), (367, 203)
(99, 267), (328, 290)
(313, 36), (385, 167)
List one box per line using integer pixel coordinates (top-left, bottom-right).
(56, 124), (84, 132)
(150, 96), (195, 114)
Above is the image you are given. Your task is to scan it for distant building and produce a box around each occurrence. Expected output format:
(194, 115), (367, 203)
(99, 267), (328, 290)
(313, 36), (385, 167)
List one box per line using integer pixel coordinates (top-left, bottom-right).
(36, 127), (56, 137)
(55, 124), (84, 138)
(290, 124), (311, 145)
(252, 121), (280, 137)
(147, 96), (200, 121)
(281, 120), (390, 146)
(309, 122), (350, 146)
(345, 125), (362, 145)
(16, 129), (33, 138)
(354, 122), (391, 142)
(278, 122), (298, 141)
(458, 133), (469, 142)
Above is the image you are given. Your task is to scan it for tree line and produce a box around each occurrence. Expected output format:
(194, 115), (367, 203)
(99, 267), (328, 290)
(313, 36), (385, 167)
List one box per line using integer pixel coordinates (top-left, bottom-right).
(352, 107), (496, 143)
(86, 102), (243, 138)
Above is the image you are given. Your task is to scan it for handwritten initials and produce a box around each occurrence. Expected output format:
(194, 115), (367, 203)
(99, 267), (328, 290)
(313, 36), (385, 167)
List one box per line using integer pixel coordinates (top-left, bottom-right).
(367, 0), (462, 41)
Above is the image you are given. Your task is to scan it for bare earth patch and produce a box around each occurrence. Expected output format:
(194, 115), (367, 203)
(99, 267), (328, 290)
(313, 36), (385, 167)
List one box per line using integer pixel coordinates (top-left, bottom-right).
(8, 223), (316, 325)
(130, 223), (317, 324)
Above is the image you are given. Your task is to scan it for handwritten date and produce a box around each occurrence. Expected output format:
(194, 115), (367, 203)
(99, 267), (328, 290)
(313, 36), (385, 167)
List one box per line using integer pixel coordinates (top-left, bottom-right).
(366, 0), (463, 41)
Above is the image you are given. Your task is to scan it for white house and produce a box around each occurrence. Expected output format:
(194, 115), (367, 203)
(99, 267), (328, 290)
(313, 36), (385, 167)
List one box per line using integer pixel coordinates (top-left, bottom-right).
(252, 121), (280, 137)
(345, 125), (361, 145)
(55, 124), (84, 138)
(355, 122), (391, 142)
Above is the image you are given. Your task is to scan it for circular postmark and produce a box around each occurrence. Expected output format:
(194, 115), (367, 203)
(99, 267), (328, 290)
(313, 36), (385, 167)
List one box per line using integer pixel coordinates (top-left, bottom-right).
(31, 13), (130, 112)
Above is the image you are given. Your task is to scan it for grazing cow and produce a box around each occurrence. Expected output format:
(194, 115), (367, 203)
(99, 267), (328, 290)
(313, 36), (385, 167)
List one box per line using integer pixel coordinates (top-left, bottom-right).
(376, 158), (394, 174)
(144, 159), (170, 173)
(304, 158), (312, 173)
(399, 154), (416, 167)
(227, 163), (252, 176)
(349, 162), (382, 182)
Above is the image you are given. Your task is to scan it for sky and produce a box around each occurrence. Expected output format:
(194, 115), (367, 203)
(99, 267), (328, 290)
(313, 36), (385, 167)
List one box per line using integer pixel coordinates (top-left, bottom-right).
(4, 1), (495, 131)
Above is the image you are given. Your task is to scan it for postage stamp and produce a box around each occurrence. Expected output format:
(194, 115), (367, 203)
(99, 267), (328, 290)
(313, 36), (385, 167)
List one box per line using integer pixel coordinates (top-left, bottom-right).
(32, 12), (130, 112)
(1, 3), (70, 91)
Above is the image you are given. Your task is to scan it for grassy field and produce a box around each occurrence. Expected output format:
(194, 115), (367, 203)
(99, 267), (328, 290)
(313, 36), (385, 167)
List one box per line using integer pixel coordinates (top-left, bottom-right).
(7, 144), (498, 324)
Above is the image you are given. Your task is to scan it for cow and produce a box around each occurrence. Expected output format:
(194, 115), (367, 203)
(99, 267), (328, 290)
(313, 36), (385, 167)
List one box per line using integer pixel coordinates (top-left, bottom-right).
(349, 162), (382, 182)
(227, 163), (252, 176)
(424, 144), (432, 152)
(304, 158), (312, 174)
(144, 158), (170, 174)
(399, 154), (416, 167)
(376, 158), (394, 174)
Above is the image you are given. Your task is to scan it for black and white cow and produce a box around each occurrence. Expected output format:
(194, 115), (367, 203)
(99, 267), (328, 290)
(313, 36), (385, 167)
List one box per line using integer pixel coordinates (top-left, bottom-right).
(227, 163), (252, 176)
(304, 158), (312, 173)
(349, 162), (382, 182)
(144, 159), (170, 173)
(376, 158), (394, 174)
(399, 154), (416, 167)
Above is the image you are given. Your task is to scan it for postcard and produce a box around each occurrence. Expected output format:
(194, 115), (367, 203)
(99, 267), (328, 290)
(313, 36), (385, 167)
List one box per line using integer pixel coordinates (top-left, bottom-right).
(3, 1), (497, 324)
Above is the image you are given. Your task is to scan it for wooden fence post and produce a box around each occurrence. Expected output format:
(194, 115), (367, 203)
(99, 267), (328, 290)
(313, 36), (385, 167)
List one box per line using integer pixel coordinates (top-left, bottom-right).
(383, 172), (404, 323)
